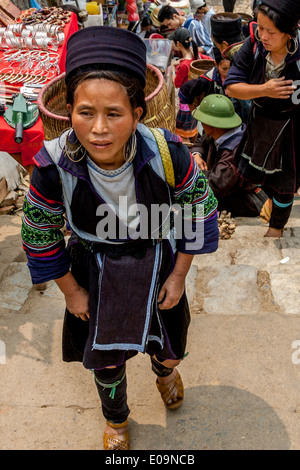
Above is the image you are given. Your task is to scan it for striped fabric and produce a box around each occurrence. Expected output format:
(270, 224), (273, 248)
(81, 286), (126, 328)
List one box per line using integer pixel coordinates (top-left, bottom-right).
(175, 107), (198, 139)
(184, 18), (214, 57)
(173, 152), (218, 253)
(174, 151), (217, 220)
(21, 182), (71, 284)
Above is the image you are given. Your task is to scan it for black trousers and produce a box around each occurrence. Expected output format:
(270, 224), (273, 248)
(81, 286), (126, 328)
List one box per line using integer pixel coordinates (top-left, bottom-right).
(94, 357), (174, 424)
(217, 188), (268, 218)
(223, 0), (236, 12)
(264, 189), (294, 230)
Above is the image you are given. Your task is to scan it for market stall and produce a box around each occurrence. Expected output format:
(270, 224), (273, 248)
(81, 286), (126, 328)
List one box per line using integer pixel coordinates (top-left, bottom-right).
(0, 6), (78, 171)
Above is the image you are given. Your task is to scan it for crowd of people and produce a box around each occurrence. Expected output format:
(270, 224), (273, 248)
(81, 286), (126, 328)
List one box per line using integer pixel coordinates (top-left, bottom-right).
(20, 0), (300, 451)
(128, 0), (300, 229)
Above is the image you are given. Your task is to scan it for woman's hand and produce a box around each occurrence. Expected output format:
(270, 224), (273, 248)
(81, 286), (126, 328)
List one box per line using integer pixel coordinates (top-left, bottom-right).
(65, 286), (90, 321)
(157, 271), (186, 310)
(55, 271), (90, 321)
(192, 152), (208, 171)
(264, 77), (296, 99)
(227, 79), (296, 101)
(157, 252), (194, 310)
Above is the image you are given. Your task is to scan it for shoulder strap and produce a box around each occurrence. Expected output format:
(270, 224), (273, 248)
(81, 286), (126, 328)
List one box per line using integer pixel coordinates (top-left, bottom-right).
(149, 128), (175, 189)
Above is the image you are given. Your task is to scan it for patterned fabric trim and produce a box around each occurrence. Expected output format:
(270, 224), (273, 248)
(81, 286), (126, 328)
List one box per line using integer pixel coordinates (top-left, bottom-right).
(22, 183), (65, 257)
(174, 152), (218, 221)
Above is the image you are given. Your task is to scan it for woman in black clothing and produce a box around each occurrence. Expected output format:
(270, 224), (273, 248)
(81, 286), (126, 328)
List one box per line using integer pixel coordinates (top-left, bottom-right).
(225, 0), (300, 237)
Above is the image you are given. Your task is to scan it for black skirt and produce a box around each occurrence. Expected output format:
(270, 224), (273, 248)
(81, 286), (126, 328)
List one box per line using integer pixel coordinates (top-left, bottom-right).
(235, 104), (300, 194)
(62, 238), (191, 370)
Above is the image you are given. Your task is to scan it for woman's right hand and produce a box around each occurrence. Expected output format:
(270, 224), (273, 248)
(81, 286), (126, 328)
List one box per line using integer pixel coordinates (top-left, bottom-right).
(192, 152), (208, 171)
(55, 272), (90, 321)
(65, 286), (90, 321)
(264, 77), (296, 99)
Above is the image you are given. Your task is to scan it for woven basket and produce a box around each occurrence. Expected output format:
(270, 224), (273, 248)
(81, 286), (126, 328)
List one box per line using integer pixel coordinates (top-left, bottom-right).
(143, 63), (175, 132)
(37, 64), (175, 140)
(236, 12), (253, 25)
(188, 59), (216, 80)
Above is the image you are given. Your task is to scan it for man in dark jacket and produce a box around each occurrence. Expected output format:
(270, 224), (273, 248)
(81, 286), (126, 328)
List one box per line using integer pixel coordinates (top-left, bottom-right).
(191, 94), (268, 217)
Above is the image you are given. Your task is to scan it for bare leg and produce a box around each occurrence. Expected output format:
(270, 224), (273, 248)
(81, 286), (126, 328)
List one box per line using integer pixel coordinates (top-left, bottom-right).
(264, 227), (283, 238)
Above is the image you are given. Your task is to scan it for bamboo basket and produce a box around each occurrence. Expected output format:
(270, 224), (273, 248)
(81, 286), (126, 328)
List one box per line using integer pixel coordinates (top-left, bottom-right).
(236, 12), (253, 26)
(188, 59), (216, 80)
(143, 63), (175, 132)
(37, 63), (175, 141)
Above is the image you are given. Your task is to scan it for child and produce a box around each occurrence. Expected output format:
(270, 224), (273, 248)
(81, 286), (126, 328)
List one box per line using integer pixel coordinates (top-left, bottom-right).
(178, 47), (230, 112)
(191, 94), (268, 217)
(170, 27), (212, 142)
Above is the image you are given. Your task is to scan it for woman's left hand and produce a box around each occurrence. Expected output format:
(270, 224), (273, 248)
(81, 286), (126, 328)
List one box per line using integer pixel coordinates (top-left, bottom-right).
(157, 272), (186, 310)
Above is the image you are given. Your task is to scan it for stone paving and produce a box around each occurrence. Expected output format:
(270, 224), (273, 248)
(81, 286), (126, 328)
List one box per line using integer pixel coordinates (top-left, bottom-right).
(1, 0), (300, 450)
(1, 196), (300, 449)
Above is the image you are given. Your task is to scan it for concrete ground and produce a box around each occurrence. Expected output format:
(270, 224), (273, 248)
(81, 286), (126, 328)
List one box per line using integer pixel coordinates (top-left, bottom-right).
(0, 0), (298, 452)
(1, 196), (300, 450)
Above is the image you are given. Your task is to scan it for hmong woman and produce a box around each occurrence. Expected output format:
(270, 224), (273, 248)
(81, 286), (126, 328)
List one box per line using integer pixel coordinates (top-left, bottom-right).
(21, 27), (219, 450)
(225, 0), (300, 237)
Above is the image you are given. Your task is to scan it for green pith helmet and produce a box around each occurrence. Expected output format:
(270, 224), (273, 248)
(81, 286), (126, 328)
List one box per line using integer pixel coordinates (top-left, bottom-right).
(192, 94), (242, 129)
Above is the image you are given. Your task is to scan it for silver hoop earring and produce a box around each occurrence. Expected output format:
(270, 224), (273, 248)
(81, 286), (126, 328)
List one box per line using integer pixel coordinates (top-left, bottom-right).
(63, 127), (86, 163)
(286, 37), (298, 56)
(254, 27), (260, 42)
(123, 131), (137, 163)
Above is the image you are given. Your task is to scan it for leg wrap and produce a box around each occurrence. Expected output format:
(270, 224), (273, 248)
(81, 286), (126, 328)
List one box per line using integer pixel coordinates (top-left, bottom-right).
(151, 356), (173, 377)
(269, 195), (294, 230)
(93, 364), (129, 424)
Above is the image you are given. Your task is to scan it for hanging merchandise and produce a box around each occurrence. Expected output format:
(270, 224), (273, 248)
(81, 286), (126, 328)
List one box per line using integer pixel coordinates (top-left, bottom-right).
(125, 0), (139, 22)
(128, 12), (139, 21)
(126, 2), (137, 13)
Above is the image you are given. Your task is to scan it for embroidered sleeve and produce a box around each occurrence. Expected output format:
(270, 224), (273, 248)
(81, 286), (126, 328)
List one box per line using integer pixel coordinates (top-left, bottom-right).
(21, 161), (71, 284)
(167, 140), (219, 254)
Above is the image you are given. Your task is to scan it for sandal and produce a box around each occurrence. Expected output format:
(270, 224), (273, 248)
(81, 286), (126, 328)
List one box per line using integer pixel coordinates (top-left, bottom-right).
(260, 199), (272, 224)
(156, 370), (184, 410)
(103, 419), (130, 450)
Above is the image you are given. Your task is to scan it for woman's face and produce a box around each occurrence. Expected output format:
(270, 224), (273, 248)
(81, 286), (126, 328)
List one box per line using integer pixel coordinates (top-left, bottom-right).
(67, 79), (143, 170)
(257, 12), (290, 55)
(217, 59), (230, 79)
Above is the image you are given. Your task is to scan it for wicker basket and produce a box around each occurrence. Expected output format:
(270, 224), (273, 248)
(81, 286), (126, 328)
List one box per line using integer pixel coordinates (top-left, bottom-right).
(188, 59), (216, 80)
(143, 63), (175, 132)
(236, 12), (253, 25)
(37, 63), (175, 141)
